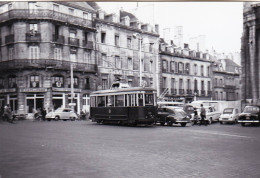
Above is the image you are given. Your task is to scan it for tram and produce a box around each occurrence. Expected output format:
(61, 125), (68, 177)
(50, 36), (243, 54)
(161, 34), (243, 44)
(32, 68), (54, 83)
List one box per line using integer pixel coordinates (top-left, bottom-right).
(89, 82), (157, 126)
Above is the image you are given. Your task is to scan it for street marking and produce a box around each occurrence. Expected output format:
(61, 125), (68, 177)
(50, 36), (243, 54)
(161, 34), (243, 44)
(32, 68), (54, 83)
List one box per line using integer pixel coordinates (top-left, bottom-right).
(190, 130), (253, 139)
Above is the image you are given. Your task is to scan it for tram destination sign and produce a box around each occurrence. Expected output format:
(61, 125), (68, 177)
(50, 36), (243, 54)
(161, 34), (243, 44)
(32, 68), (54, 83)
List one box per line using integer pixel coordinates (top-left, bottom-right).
(19, 88), (48, 93)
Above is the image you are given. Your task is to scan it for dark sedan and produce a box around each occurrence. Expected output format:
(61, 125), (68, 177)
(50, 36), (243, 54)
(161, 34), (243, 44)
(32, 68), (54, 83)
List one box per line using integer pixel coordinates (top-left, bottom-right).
(238, 105), (260, 126)
(156, 106), (190, 127)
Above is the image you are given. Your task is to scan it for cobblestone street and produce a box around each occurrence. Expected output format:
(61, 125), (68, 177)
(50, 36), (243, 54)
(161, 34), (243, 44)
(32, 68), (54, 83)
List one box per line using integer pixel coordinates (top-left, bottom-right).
(1, 120), (260, 178)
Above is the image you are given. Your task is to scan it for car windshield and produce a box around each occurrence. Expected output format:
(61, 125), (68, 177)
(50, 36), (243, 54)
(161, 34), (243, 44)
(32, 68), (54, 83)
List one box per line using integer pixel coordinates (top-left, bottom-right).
(243, 106), (260, 113)
(223, 108), (233, 114)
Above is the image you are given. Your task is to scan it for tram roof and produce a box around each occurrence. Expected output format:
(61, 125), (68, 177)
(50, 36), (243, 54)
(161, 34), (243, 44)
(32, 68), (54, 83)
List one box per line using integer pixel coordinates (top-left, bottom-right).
(90, 87), (156, 95)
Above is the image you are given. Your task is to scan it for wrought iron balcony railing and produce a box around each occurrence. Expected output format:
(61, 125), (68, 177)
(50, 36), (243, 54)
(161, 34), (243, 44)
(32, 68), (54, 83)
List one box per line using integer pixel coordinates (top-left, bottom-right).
(201, 90), (206, 96)
(53, 35), (65, 44)
(186, 89), (192, 95)
(179, 89), (185, 95)
(68, 37), (79, 46)
(26, 33), (41, 42)
(5, 34), (14, 44)
(83, 40), (94, 49)
(0, 9), (93, 28)
(0, 59), (97, 73)
(171, 88), (177, 95)
(207, 90), (212, 96)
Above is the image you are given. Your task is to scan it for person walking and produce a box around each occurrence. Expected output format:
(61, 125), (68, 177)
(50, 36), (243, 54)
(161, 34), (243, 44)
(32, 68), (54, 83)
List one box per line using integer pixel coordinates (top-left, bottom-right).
(41, 108), (46, 121)
(199, 104), (207, 126)
(192, 108), (198, 125)
(4, 105), (13, 123)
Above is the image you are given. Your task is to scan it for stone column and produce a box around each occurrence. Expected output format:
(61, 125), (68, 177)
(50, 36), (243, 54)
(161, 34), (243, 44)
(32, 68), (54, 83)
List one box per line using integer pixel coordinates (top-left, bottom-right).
(17, 92), (25, 114)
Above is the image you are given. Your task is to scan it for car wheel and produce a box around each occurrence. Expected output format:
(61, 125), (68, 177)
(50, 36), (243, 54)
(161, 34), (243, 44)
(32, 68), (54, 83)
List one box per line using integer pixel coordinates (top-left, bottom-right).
(241, 123), (245, 127)
(220, 121), (223, 124)
(181, 123), (186, 127)
(54, 116), (59, 121)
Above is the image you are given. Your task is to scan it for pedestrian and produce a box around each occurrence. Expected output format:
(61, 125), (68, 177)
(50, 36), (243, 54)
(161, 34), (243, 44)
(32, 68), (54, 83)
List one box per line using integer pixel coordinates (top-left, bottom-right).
(41, 108), (46, 121)
(200, 104), (207, 126)
(193, 108), (198, 125)
(4, 105), (13, 123)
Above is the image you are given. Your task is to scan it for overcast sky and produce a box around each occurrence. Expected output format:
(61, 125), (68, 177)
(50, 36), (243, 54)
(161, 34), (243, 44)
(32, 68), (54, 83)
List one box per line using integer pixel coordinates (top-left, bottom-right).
(98, 2), (243, 54)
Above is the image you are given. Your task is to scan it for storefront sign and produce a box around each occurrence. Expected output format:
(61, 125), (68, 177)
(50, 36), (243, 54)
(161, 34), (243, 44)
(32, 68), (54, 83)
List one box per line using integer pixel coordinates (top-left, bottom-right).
(19, 88), (48, 93)
(0, 88), (16, 93)
(53, 88), (82, 93)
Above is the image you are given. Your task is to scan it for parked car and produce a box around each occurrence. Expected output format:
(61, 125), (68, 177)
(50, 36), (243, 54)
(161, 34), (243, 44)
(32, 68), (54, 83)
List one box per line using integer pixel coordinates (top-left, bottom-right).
(190, 106), (221, 124)
(238, 105), (260, 126)
(45, 108), (78, 121)
(219, 108), (239, 124)
(156, 106), (190, 127)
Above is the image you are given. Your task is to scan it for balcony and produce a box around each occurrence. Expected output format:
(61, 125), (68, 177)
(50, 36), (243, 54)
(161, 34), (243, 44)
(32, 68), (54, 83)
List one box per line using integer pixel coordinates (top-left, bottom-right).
(5, 34), (14, 44)
(26, 33), (41, 42)
(0, 9), (93, 29)
(68, 37), (79, 47)
(0, 59), (97, 73)
(53, 35), (65, 44)
(83, 40), (94, 49)
(207, 90), (212, 96)
(186, 89), (192, 95)
(179, 89), (185, 95)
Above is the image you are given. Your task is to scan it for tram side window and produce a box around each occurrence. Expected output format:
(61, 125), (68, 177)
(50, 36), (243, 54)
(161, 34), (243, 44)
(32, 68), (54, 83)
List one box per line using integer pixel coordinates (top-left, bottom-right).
(126, 94), (137, 107)
(145, 94), (154, 106)
(115, 95), (124, 107)
(97, 96), (105, 107)
(138, 94), (144, 106)
(90, 96), (96, 107)
(106, 95), (114, 107)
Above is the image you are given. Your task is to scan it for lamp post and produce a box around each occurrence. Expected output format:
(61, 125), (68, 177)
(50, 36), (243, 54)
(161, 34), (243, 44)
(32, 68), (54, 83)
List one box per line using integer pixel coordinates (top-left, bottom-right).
(133, 33), (142, 87)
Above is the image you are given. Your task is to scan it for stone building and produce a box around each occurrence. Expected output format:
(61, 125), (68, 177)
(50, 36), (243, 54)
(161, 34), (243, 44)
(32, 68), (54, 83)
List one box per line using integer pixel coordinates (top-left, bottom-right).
(0, 2), (97, 115)
(241, 2), (260, 106)
(212, 59), (241, 101)
(93, 9), (160, 91)
(159, 42), (212, 103)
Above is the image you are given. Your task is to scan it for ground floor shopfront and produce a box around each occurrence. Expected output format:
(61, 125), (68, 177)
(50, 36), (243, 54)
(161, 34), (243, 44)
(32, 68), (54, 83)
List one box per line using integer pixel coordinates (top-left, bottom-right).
(0, 88), (91, 116)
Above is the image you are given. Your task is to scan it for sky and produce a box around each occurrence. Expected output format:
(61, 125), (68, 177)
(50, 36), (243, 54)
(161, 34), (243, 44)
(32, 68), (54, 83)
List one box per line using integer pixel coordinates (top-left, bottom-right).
(97, 2), (243, 54)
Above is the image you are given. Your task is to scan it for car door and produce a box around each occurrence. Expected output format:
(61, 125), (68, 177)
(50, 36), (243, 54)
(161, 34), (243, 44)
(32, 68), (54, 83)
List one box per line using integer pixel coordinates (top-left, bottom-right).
(157, 108), (169, 123)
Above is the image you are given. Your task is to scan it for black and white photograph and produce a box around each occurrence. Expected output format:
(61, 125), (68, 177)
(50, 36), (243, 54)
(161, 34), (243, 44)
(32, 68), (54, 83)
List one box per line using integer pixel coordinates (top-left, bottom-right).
(0, 1), (260, 178)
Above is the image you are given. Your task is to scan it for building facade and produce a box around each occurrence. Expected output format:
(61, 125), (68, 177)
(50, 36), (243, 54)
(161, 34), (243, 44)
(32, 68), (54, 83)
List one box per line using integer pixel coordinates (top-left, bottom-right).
(0, 2), (97, 115)
(159, 42), (212, 103)
(94, 9), (160, 91)
(212, 59), (241, 101)
(241, 2), (260, 106)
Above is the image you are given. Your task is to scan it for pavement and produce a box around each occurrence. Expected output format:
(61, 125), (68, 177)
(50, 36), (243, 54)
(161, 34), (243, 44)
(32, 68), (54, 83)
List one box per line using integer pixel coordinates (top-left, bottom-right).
(0, 120), (260, 178)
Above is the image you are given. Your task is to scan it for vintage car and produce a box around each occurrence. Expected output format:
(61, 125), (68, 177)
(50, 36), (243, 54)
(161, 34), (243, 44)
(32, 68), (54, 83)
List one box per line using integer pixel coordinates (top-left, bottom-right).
(238, 105), (260, 126)
(156, 106), (190, 127)
(219, 108), (240, 124)
(45, 108), (78, 121)
(190, 106), (221, 124)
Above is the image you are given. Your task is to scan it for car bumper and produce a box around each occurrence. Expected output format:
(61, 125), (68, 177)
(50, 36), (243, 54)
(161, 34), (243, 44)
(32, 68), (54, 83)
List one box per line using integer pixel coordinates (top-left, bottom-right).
(238, 120), (260, 123)
(175, 120), (190, 123)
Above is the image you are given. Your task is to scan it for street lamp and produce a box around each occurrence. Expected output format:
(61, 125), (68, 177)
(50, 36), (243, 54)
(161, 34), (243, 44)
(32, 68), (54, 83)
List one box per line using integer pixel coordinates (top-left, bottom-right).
(133, 33), (142, 87)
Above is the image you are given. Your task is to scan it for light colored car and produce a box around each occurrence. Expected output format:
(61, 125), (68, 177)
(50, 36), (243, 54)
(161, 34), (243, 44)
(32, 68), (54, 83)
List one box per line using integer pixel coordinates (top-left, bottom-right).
(219, 108), (239, 124)
(190, 106), (221, 124)
(46, 108), (78, 121)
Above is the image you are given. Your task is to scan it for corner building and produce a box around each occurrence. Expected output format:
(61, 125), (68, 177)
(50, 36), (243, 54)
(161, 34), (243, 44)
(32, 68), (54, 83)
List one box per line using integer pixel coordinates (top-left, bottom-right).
(0, 2), (97, 115)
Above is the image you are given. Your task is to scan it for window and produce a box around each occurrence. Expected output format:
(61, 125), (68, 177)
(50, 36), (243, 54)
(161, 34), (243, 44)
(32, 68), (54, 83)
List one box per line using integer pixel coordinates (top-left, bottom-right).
(70, 53), (76, 62)
(68, 77), (78, 88)
(179, 79), (183, 89)
(185, 63), (190, 74)
(215, 78), (218, 86)
(115, 95), (124, 107)
(29, 46), (39, 59)
(100, 53), (107, 67)
(97, 96), (105, 107)
(220, 79), (223, 87)
(145, 94), (154, 106)
(194, 64), (198, 75)
(138, 94), (144, 106)
(149, 43), (154, 52)
(30, 75), (39, 88)
(8, 76), (16, 88)
(127, 37), (132, 48)
(163, 77), (167, 88)
(8, 47), (13, 60)
(187, 79), (191, 90)
(207, 81), (211, 91)
(207, 66), (210, 76)
(102, 78), (108, 90)
(170, 61), (175, 73)
(54, 48), (62, 60)
(29, 23), (38, 34)
(215, 92), (218, 100)
(149, 60), (153, 72)
(106, 95), (114, 107)
(128, 57), (133, 70)
(115, 35), (119, 46)
(52, 76), (63, 87)
(115, 56), (121, 68)
(162, 60), (168, 72)
(69, 8), (74, 16)
(194, 79), (198, 91)
(178, 62), (184, 74)
(84, 51), (91, 64)
(85, 78), (90, 89)
(201, 80), (204, 91)
(69, 31), (76, 38)
(101, 32), (106, 43)
(171, 78), (175, 90)
(83, 12), (88, 20)
(201, 65), (204, 76)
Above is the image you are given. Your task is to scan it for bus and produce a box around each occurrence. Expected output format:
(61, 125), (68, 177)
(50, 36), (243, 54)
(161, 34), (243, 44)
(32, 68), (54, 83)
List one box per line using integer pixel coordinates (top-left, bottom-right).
(89, 87), (157, 126)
